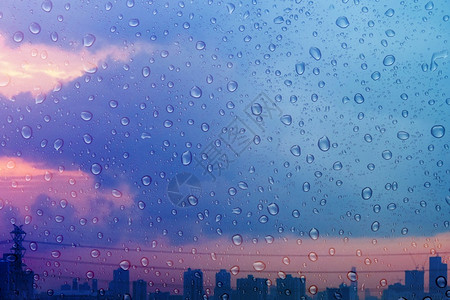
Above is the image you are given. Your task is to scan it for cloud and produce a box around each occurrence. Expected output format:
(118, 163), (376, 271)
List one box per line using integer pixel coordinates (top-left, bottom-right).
(0, 156), (133, 219)
(0, 34), (131, 99)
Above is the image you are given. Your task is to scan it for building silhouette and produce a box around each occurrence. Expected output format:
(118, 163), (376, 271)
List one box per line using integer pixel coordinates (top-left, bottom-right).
(215, 269), (232, 300)
(236, 275), (268, 300)
(405, 269), (424, 298)
(275, 274), (306, 299)
(349, 267), (359, 300)
(133, 279), (147, 300)
(429, 256), (447, 294)
(0, 225), (34, 300)
(183, 268), (204, 300)
(108, 267), (130, 298)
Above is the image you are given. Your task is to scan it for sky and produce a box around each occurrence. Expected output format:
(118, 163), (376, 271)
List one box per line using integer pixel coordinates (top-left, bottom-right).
(0, 0), (449, 297)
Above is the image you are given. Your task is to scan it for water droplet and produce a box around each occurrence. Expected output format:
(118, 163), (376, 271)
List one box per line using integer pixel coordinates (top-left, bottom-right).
(196, 41), (206, 50)
(251, 103), (262, 116)
(431, 125), (445, 138)
(273, 16), (284, 24)
(128, 19), (139, 27)
(362, 187), (373, 200)
(232, 234), (243, 246)
(41, 0), (53, 12)
(318, 136), (330, 152)
(181, 151), (192, 166)
(309, 285), (318, 295)
(347, 271), (358, 282)
(309, 47), (322, 61)
(371, 221), (380, 232)
(91, 163), (102, 175)
(29, 22), (41, 34)
(119, 260), (130, 270)
(382, 150), (392, 160)
(335, 16), (350, 28)
(227, 81), (238, 92)
(354, 93), (364, 104)
(371, 71), (381, 80)
(383, 55), (395, 66)
(267, 203), (279, 216)
(141, 175), (152, 186)
(308, 252), (318, 262)
(54, 138), (64, 151)
(280, 115), (292, 126)
(187, 195), (198, 206)
(295, 62), (305, 75)
(83, 34), (96, 47)
(190, 86), (202, 98)
(385, 8), (395, 17)
(13, 31), (24, 43)
(425, 1), (434, 10)
(112, 189), (122, 198)
(226, 3), (235, 14)
(21, 126), (33, 139)
(309, 228), (319, 240)
(290, 145), (301, 157)
(81, 111), (93, 121)
(397, 131), (410, 140)
(230, 266), (240, 275)
(435, 276), (447, 288)
(142, 66), (151, 77)
(253, 261), (266, 271)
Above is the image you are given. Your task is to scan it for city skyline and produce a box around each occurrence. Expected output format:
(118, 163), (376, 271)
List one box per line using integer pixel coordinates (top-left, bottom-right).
(1, 226), (448, 299)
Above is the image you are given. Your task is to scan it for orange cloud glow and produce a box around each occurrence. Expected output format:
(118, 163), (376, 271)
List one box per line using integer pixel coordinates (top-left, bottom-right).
(0, 156), (133, 219)
(0, 34), (130, 99)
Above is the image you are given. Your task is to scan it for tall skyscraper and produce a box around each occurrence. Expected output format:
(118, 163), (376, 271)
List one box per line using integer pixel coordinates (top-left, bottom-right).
(405, 269), (424, 295)
(215, 269), (232, 300)
(184, 268), (204, 300)
(72, 278), (79, 291)
(429, 256), (447, 294)
(236, 275), (268, 300)
(109, 267), (130, 297)
(349, 267), (359, 300)
(133, 279), (148, 300)
(276, 274), (305, 299)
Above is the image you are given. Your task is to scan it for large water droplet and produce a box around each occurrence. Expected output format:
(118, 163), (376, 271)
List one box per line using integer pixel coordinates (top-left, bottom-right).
(383, 55), (395, 66)
(295, 62), (305, 75)
(362, 187), (373, 200)
(182, 151), (192, 166)
(267, 203), (279, 216)
(41, 0), (53, 12)
(21, 126), (33, 139)
(190, 86), (202, 98)
(318, 136), (330, 152)
(232, 234), (243, 246)
(309, 47), (322, 61)
(253, 261), (266, 271)
(382, 150), (392, 160)
(251, 103), (262, 116)
(280, 115), (292, 126)
(273, 16), (284, 24)
(128, 18), (140, 27)
(83, 34), (96, 47)
(142, 66), (151, 78)
(54, 139), (64, 151)
(397, 131), (410, 140)
(141, 175), (152, 186)
(290, 145), (301, 157)
(91, 163), (102, 175)
(13, 31), (24, 43)
(371, 221), (380, 232)
(81, 111), (93, 121)
(431, 125), (445, 138)
(335, 16), (350, 28)
(309, 228), (319, 240)
(29, 22), (41, 34)
(227, 81), (238, 92)
(119, 260), (130, 270)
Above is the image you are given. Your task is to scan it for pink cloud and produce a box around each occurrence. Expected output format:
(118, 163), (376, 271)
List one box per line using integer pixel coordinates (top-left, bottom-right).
(0, 156), (133, 219)
(0, 34), (131, 99)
